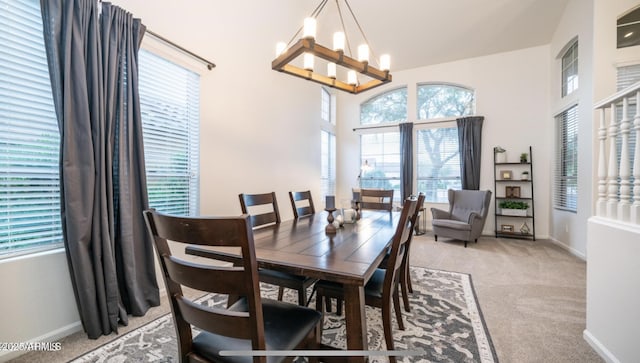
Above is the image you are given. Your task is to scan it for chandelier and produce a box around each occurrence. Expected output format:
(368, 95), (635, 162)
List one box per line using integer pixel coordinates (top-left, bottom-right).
(272, 0), (392, 94)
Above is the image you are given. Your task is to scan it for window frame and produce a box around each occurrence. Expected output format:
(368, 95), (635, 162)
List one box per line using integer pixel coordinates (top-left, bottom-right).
(554, 104), (578, 212)
(561, 40), (579, 98)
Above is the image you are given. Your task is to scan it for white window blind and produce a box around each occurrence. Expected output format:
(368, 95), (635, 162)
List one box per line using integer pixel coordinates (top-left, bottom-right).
(555, 105), (578, 212)
(0, 0), (63, 257)
(416, 127), (461, 203)
(561, 41), (579, 97)
(139, 50), (200, 216)
(321, 88), (331, 123)
(321, 131), (336, 198)
(360, 132), (401, 202)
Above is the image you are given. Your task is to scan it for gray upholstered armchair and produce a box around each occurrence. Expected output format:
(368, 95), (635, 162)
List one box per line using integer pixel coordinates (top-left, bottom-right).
(431, 189), (492, 247)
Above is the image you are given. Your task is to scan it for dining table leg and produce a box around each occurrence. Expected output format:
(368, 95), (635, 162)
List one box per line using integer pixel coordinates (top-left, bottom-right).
(343, 284), (367, 363)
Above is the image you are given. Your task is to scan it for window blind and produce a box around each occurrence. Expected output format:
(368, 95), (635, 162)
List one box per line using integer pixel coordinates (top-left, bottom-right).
(321, 131), (336, 198)
(416, 127), (461, 203)
(0, 0), (63, 257)
(554, 105), (578, 212)
(139, 50), (200, 216)
(360, 132), (401, 202)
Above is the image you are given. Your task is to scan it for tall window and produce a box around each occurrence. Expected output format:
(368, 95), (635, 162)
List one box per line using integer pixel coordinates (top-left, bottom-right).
(359, 88), (406, 202)
(139, 50), (200, 216)
(561, 41), (578, 97)
(416, 84), (474, 202)
(321, 131), (336, 198)
(554, 105), (578, 212)
(0, 3), (201, 258)
(0, 0), (63, 257)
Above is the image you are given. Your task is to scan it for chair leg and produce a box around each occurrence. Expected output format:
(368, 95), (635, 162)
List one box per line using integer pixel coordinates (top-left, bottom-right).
(393, 288), (405, 331)
(464, 240), (468, 248)
(278, 286), (285, 300)
(325, 296), (332, 313)
(434, 235), (438, 241)
(298, 287), (307, 306)
(382, 299), (397, 363)
(407, 265), (413, 294)
(314, 290), (325, 344)
(336, 298), (343, 316)
(400, 267), (411, 313)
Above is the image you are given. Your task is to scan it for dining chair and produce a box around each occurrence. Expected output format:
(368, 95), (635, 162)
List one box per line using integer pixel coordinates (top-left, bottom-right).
(314, 196), (419, 363)
(289, 190), (315, 219)
(239, 192), (317, 306)
(379, 192), (425, 312)
(359, 188), (394, 214)
(143, 210), (322, 363)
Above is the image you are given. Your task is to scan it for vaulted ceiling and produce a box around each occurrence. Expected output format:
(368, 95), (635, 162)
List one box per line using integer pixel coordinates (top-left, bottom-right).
(306, 0), (571, 70)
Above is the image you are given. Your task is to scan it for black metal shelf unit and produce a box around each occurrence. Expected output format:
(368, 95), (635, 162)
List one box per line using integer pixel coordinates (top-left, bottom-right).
(493, 146), (535, 240)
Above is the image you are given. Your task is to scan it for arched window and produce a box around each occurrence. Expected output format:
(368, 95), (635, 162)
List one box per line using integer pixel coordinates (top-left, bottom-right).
(359, 87), (406, 201)
(417, 83), (474, 119)
(360, 87), (407, 125)
(416, 83), (474, 202)
(617, 5), (640, 49)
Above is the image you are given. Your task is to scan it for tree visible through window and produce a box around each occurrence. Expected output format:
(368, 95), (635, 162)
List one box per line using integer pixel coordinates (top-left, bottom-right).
(416, 84), (474, 202)
(359, 88), (406, 202)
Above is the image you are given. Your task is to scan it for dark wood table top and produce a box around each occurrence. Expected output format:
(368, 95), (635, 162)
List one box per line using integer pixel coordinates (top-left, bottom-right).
(187, 210), (398, 286)
(185, 210), (399, 362)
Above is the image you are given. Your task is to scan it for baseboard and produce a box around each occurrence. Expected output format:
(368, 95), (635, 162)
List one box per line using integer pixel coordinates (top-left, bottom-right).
(0, 321), (82, 363)
(548, 237), (586, 260)
(583, 329), (621, 363)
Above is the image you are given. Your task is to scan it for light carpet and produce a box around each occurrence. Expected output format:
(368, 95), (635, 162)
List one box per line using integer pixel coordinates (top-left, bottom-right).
(70, 267), (497, 363)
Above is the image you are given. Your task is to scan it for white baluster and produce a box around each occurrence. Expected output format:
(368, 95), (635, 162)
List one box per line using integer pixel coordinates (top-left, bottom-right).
(631, 90), (640, 224)
(618, 97), (631, 221)
(597, 108), (608, 217)
(606, 103), (619, 219)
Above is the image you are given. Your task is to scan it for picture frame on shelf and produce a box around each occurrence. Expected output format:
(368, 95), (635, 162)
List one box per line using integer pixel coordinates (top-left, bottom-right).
(500, 170), (513, 180)
(505, 186), (521, 198)
(501, 224), (514, 232)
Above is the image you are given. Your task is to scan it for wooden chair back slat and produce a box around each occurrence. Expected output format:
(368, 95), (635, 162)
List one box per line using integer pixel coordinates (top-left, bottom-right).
(289, 190), (316, 219)
(176, 296), (253, 340)
(384, 196), (418, 292)
(360, 189), (394, 212)
(163, 256), (249, 295)
(143, 210), (267, 361)
(239, 192), (281, 228)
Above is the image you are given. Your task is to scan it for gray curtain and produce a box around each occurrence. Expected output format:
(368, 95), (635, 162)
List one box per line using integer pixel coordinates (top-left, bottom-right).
(41, 0), (159, 339)
(457, 116), (484, 190)
(399, 122), (414, 201)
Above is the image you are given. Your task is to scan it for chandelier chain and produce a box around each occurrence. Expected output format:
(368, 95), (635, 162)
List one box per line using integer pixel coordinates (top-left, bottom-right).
(335, 0), (353, 58)
(344, 0), (378, 68)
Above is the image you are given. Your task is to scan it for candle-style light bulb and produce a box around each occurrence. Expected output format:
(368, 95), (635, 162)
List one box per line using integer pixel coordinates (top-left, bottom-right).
(333, 32), (345, 51)
(357, 44), (369, 63)
(276, 42), (287, 57)
(303, 53), (314, 71)
(347, 70), (357, 85)
(303, 17), (317, 39)
(380, 54), (390, 71)
(327, 62), (337, 79)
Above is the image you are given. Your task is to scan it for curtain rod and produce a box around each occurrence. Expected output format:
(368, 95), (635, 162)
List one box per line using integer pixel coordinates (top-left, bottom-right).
(352, 117), (458, 132)
(145, 30), (216, 70)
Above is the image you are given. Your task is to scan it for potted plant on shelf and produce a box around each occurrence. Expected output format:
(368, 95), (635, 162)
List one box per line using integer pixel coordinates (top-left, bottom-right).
(520, 152), (528, 163)
(499, 200), (529, 216)
(521, 171), (530, 180)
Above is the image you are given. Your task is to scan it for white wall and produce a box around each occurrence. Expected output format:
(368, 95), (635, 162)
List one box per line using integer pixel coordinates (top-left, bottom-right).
(586, 1), (640, 362)
(0, 2), (323, 360)
(548, 0), (594, 259)
(336, 45), (552, 239)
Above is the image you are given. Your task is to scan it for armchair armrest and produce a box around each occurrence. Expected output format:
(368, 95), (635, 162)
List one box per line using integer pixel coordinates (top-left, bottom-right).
(431, 208), (451, 220)
(467, 211), (483, 224)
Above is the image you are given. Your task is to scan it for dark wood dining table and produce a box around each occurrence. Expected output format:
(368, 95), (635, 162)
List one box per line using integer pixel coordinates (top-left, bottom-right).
(186, 210), (399, 362)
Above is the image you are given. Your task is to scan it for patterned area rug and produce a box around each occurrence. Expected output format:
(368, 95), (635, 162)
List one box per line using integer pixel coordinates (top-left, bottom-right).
(70, 267), (497, 363)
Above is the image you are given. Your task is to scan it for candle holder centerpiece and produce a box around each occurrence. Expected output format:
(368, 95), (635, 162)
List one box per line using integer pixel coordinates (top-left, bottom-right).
(325, 195), (337, 234)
